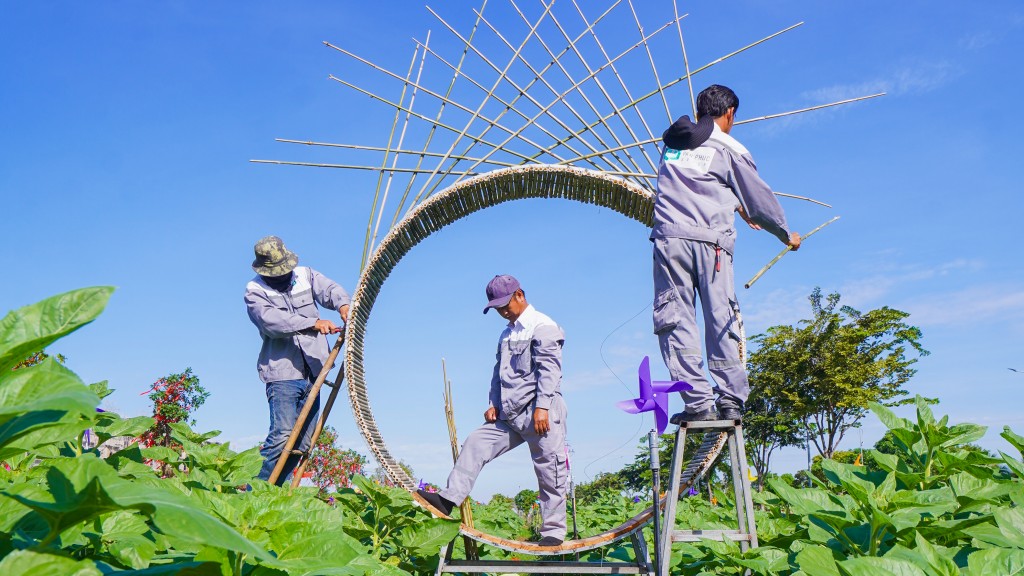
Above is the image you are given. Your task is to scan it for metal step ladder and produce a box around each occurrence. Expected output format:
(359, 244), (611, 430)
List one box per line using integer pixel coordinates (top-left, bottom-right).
(658, 418), (758, 576)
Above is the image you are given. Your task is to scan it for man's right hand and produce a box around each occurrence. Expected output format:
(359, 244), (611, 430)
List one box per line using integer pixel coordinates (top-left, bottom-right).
(314, 319), (342, 334)
(788, 232), (802, 251)
(484, 407), (498, 422)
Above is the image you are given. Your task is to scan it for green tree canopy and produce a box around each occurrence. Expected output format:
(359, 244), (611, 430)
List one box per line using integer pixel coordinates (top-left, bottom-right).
(749, 288), (928, 459)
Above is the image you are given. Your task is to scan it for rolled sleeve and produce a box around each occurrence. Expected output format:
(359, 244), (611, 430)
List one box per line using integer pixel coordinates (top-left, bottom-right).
(245, 289), (317, 338)
(531, 324), (564, 410)
(310, 268), (351, 311)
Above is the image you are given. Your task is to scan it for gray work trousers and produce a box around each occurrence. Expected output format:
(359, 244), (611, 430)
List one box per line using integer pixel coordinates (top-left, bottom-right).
(440, 395), (568, 539)
(652, 237), (749, 413)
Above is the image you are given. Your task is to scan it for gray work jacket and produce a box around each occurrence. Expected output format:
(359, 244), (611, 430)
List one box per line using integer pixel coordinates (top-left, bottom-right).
(488, 305), (565, 419)
(651, 123), (791, 253)
(244, 266), (351, 384)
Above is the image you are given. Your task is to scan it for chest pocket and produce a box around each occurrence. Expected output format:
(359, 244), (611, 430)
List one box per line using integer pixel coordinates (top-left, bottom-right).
(291, 289), (316, 317)
(508, 339), (532, 373)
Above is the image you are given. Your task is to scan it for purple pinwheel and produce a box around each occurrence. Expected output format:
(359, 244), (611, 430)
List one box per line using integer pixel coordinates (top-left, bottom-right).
(616, 356), (691, 435)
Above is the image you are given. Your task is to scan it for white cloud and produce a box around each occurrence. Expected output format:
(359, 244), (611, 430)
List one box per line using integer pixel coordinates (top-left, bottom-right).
(802, 60), (962, 103)
(900, 285), (1024, 327)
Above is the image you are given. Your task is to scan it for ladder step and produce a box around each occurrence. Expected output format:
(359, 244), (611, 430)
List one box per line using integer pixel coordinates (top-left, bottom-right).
(289, 449), (307, 456)
(670, 529), (753, 542)
(675, 418), (741, 431)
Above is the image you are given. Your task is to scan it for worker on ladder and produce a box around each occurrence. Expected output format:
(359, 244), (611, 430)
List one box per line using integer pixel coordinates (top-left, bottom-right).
(652, 85), (802, 423)
(244, 235), (351, 486)
(418, 275), (569, 547)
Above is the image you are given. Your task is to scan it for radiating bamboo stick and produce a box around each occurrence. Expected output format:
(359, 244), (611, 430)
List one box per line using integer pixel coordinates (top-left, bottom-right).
(744, 216), (840, 289)
(627, 0), (673, 124)
(407, 2), (555, 209)
(451, 10), (688, 184)
(274, 139), (516, 168)
(735, 93), (885, 125)
(774, 192), (831, 208)
(325, 74), (542, 165)
(389, 1), (489, 231)
(542, 21), (804, 157)
(362, 44), (421, 270)
(568, 0), (662, 169)
(251, 159), (655, 179)
(543, 0), (656, 177)
(498, 1), (641, 180)
(324, 42), (563, 163)
(672, 0), (697, 119)
(409, 1), (623, 206)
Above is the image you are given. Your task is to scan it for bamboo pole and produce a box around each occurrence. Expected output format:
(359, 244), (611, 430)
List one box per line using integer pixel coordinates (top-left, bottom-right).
(323, 43), (562, 162)
(450, 11), (688, 184)
(408, 1), (623, 206)
(249, 159), (654, 179)
(290, 354), (348, 489)
(407, 2), (555, 209)
(744, 216), (840, 289)
(389, 1), (488, 231)
(442, 359), (478, 559)
(273, 139), (517, 168)
(544, 0), (656, 177)
(673, 0), (697, 119)
(571, 0), (661, 171)
(627, 0), (673, 124)
(537, 22), (805, 159)
(734, 93), (885, 125)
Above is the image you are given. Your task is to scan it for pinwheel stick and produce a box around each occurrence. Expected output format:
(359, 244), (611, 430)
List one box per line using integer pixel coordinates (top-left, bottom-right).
(744, 216), (840, 289)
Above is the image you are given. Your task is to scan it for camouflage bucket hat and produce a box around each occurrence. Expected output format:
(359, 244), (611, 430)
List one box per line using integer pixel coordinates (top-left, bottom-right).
(251, 236), (299, 276)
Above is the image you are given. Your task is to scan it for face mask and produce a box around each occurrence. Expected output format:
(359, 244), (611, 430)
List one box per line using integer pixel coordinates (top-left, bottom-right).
(262, 271), (294, 292)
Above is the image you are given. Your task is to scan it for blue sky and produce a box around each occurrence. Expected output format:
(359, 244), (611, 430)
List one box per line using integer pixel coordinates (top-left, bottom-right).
(3, 1), (1023, 500)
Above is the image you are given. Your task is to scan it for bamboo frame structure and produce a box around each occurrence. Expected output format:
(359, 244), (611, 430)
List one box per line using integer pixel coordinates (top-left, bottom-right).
(254, 0), (884, 557)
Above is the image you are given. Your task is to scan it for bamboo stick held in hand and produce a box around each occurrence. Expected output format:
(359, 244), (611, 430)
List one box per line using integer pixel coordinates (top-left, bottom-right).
(745, 216), (840, 289)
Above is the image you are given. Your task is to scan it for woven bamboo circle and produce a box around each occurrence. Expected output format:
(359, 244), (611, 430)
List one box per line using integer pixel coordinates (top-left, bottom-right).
(345, 164), (728, 554)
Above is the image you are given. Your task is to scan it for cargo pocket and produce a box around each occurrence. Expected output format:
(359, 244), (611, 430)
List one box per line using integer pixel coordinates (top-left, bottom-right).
(509, 339), (531, 372)
(554, 452), (568, 493)
(653, 288), (681, 335)
(291, 289), (316, 317)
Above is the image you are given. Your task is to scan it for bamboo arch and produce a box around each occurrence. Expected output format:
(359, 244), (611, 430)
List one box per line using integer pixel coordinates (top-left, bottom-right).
(345, 164), (728, 554)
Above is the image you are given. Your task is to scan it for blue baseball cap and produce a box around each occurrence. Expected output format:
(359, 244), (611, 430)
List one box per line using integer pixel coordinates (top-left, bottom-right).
(483, 275), (521, 314)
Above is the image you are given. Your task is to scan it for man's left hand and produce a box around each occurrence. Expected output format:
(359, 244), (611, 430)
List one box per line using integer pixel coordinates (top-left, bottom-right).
(533, 408), (550, 435)
(339, 304), (350, 324)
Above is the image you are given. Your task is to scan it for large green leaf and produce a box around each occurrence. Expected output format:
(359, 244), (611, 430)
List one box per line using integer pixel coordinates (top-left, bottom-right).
(395, 517), (460, 556)
(964, 548), (1024, 575)
(794, 544), (841, 575)
(1002, 427), (1024, 458)
(0, 357), (99, 453)
(0, 549), (102, 576)
(0, 287), (114, 373)
(838, 555), (928, 576)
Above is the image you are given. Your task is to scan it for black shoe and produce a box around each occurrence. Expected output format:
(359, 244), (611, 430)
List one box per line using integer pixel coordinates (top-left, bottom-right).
(416, 489), (455, 516)
(716, 398), (743, 421)
(537, 536), (564, 547)
(670, 408), (718, 425)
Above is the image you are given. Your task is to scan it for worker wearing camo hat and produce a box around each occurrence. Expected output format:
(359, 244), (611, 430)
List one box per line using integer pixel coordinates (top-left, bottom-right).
(418, 275), (569, 547)
(244, 236), (350, 485)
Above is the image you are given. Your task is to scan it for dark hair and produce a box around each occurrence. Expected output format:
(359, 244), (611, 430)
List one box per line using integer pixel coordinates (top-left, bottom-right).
(696, 84), (739, 118)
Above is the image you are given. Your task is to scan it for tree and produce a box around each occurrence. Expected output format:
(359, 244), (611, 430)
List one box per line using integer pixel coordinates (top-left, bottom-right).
(741, 379), (804, 491)
(138, 368), (209, 448)
(306, 425), (367, 495)
(750, 288), (928, 459)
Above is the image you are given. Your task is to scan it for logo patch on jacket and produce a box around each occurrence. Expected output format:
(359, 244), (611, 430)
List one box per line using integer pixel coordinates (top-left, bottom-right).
(664, 147), (716, 173)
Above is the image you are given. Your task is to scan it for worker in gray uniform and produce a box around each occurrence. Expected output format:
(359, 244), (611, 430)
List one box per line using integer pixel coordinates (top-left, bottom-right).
(244, 236), (351, 485)
(418, 275), (568, 547)
(652, 84), (801, 422)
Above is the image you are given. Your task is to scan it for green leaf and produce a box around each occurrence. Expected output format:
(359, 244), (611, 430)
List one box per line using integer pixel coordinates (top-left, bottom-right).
(1003, 427), (1024, 459)
(396, 517), (461, 556)
(838, 555), (928, 576)
(0, 287), (114, 373)
(795, 544), (841, 575)
(0, 357), (99, 453)
(965, 548), (1024, 575)
(994, 507), (1024, 548)
(870, 403), (912, 432)
(0, 550), (102, 576)
(92, 413), (153, 444)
